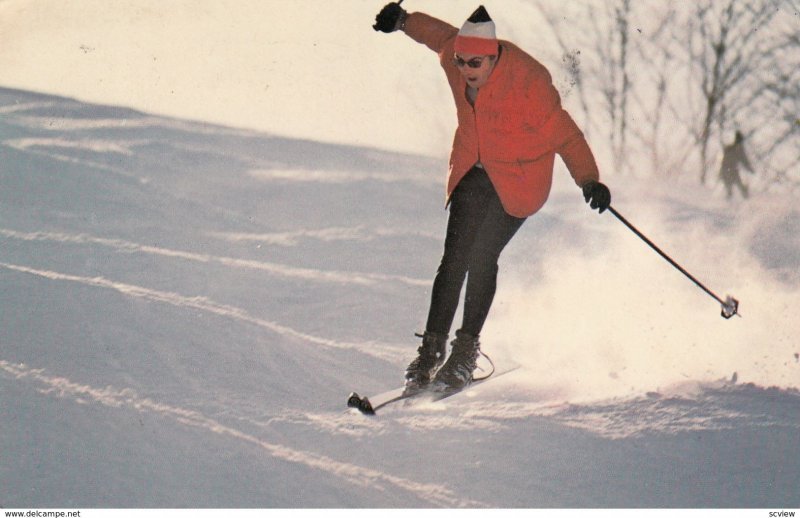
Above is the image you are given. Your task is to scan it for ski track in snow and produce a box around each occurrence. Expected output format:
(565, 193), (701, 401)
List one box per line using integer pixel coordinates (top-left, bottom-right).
(206, 226), (440, 247)
(7, 113), (258, 137)
(0, 227), (428, 287)
(5, 137), (141, 156)
(537, 392), (800, 440)
(0, 360), (486, 508)
(259, 411), (391, 439)
(296, 391), (800, 441)
(247, 168), (438, 187)
(1, 140), (145, 182)
(428, 388), (800, 440)
(0, 101), (58, 115)
(0, 261), (405, 363)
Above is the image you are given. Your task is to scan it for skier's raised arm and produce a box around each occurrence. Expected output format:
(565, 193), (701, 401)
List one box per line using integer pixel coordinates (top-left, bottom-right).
(374, 3), (458, 55)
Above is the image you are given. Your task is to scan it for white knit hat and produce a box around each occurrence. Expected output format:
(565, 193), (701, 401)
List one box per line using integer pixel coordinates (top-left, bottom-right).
(454, 6), (498, 56)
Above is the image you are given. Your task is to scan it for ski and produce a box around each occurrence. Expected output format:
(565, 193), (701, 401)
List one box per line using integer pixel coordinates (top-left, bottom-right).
(347, 366), (519, 415)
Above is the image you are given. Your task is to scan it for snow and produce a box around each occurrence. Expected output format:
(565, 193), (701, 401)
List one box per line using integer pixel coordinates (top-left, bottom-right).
(1, 1), (799, 510)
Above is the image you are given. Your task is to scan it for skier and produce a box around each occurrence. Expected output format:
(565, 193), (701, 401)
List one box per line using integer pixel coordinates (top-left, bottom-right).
(373, 4), (610, 392)
(719, 130), (755, 200)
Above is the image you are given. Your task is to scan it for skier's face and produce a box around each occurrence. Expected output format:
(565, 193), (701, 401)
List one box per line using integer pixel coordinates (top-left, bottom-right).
(453, 52), (497, 89)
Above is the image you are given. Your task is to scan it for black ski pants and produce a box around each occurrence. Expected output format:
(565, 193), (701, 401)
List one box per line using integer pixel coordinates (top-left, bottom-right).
(426, 166), (526, 337)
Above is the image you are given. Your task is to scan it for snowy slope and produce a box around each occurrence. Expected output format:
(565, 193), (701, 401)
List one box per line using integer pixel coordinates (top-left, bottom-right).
(2, 87), (799, 508)
(1, 0), (799, 509)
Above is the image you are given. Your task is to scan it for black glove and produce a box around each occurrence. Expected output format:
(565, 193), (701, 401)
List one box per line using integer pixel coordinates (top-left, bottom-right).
(373, 2), (406, 33)
(582, 181), (611, 213)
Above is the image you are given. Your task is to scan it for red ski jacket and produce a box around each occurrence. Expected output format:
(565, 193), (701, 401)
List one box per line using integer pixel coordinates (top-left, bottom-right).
(404, 12), (600, 217)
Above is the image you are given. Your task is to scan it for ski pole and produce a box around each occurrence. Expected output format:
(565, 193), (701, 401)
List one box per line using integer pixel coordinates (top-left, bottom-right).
(607, 206), (740, 319)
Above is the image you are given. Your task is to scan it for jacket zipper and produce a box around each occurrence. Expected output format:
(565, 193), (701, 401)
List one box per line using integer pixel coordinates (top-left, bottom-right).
(469, 87), (481, 166)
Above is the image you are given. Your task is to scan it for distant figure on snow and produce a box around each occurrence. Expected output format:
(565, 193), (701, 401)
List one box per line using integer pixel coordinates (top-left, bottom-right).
(373, 4), (610, 393)
(719, 131), (755, 200)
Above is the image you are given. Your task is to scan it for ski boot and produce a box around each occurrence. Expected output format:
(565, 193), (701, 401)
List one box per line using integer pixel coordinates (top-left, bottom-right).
(404, 331), (448, 394)
(432, 330), (480, 391)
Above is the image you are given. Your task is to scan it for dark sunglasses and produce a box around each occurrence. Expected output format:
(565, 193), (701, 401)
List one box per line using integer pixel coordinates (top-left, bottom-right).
(452, 55), (489, 69)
